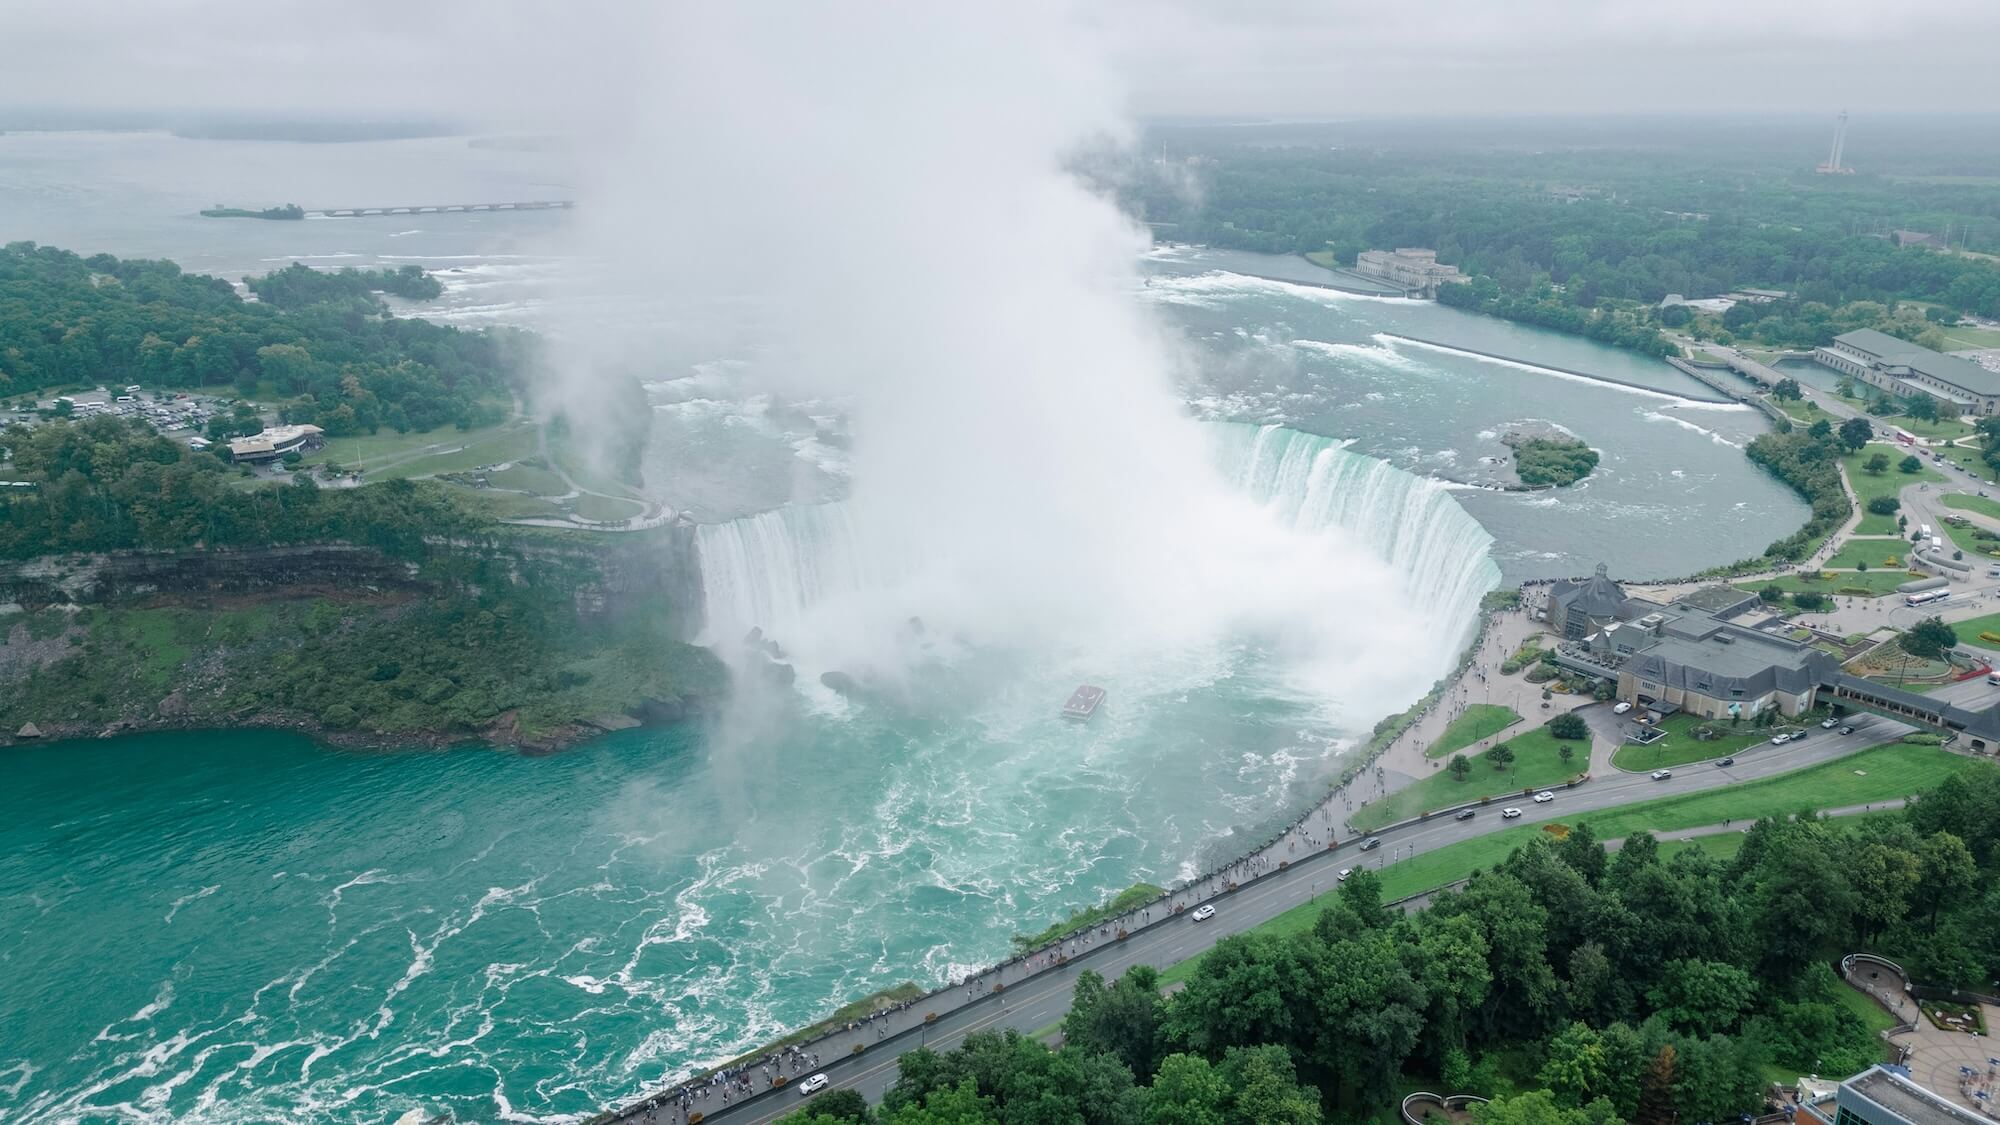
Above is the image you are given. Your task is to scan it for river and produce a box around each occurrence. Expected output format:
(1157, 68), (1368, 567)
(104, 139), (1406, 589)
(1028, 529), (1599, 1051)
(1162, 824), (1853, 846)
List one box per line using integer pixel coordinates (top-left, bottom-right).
(0, 131), (1803, 1124)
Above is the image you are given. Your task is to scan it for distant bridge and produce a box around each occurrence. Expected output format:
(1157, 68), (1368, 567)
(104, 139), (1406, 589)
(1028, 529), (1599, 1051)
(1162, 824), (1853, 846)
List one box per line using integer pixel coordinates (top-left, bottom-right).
(306, 200), (575, 217)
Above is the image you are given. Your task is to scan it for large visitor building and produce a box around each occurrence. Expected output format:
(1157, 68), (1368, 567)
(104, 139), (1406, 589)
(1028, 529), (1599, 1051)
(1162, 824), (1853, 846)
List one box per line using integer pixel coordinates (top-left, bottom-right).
(1814, 329), (2000, 415)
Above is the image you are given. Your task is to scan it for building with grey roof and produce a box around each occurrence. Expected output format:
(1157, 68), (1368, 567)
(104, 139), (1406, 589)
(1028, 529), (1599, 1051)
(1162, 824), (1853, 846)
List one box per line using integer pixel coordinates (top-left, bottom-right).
(1815, 329), (2000, 414)
(1835, 1065), (1991, 1125)
(1548, 563), (1629, 640)
(1617, 607), (1842, 720)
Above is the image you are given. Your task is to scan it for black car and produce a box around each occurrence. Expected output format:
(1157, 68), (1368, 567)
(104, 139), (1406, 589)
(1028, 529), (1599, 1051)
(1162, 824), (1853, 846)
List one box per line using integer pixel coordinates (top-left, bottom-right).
(1718, 757), (1735, 767)
(1359, 837), (1383, 851)
(1454, 809), (1476, 821)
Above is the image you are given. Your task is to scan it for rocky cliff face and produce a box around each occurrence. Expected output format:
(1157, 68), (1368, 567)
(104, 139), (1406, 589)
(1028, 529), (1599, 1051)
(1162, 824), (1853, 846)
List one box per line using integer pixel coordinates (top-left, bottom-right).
(0, 526), (708, 636)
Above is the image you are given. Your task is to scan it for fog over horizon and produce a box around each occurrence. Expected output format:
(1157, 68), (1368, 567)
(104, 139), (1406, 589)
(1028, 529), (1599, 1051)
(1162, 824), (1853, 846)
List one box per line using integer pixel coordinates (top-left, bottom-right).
(3, 0), (1999, 123)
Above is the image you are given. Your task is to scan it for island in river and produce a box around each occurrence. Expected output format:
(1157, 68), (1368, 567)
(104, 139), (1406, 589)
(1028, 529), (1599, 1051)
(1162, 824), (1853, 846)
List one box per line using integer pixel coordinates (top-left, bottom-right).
(199, 202), (305, 219)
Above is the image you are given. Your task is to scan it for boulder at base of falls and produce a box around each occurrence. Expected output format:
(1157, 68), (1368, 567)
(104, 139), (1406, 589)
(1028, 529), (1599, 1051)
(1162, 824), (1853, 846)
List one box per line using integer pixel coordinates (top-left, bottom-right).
(820, 670), (861, 695)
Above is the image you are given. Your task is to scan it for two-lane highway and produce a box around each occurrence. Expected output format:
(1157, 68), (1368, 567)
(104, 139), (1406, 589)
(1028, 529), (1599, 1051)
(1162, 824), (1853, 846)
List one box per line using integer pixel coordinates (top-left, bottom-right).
(628, 719), (1915, 1125)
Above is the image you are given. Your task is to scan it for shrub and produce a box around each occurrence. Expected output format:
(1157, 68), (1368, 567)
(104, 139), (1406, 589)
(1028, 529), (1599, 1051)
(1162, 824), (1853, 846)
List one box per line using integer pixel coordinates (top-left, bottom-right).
(1549, 712), (1589, 740)
(1867, 496), (1900, 515)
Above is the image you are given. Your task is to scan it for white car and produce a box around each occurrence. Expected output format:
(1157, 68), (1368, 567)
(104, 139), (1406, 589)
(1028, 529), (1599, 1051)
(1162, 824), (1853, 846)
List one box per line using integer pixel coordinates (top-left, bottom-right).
(799, 1074), (829, 1096)
(1612, 701), (1632, 714)
(1533, 791), (1555, 804)
(1337, 867), (1353, 882)
(1651, 769), (1673, 780)
(1191, 904), (1216, 922)
(1770, 733), (1791, 745)
(1501, 807), (1523, 819)
(1820, 718), (1837, 729)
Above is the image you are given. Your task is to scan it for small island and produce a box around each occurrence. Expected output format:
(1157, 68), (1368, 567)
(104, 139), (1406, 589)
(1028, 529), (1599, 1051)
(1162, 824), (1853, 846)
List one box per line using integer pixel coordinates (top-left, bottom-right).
(1503, 425), (1599, 488)
(200, 203), (306, 220)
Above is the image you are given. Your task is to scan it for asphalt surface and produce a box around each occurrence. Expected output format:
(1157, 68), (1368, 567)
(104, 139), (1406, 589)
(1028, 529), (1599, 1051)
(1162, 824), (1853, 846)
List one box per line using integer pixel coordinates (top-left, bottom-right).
(625, 717), (1916, 1125)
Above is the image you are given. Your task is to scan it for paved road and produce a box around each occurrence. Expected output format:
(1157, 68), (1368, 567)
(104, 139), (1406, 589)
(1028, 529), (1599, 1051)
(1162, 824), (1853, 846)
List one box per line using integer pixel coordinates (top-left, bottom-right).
(625, 722), (1918, 1125)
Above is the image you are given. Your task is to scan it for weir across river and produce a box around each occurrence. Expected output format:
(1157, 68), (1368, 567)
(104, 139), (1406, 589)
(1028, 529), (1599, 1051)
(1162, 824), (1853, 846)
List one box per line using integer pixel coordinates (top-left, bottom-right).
(306, 200), (575, 217)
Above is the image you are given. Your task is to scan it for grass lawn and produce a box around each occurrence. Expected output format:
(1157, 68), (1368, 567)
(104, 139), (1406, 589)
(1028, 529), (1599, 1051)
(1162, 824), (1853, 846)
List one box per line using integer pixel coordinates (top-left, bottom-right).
(1938, 517), (2000, 561)
(451, 487), (568, 521)
(1942, 493), (2000, 521)
(1609, 711), (1805, 772)
(484, 462), (570, 497)
(303, 419), (541, 480)
(1845, 447), (1943, 533)
(1352, 724), (1586, 831)
(1158, 743), (1976, 986)
(1425, 704), (1522, 759)
(574, 492), (646, 522)
(1771, 396), (1824, 425)
(1936, 324), (2000, 351)
(1822, 538), (1911, 570)
(1945, 611), (2000, 652)
(1935, 445), (1995, 479)
(1658, 832), (1749, 864)
(1736, 570), (1915, 598)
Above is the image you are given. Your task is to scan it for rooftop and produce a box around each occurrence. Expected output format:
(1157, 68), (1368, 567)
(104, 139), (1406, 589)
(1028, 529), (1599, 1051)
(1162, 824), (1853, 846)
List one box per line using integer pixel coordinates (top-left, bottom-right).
(1831, 329), (2000, 397)
(1844, 1066), (1990, 1125)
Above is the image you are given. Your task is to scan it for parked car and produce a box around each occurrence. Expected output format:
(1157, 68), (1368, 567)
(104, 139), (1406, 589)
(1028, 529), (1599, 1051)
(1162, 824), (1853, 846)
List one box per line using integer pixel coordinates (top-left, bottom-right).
(800, 1074), (830, 1096)
(1533, 791), (1555, 804)
(1359, 837), (1383, 851)
(1454, 808), (1476, 821)
(1337, 867), (1353, 881)
(1838, 725), (1855, 735)
(1820, 717), (1838, 728)
(1191, 904), (1216, 922)
(1770, 733), (1791, 745)
(1613, 701), (1632, 714)
(1501, 807), (1523, 819)
(1791, 729), (1808, 741)
(1718, 757), (1735, 767)
(1651, 769), (1673, 780)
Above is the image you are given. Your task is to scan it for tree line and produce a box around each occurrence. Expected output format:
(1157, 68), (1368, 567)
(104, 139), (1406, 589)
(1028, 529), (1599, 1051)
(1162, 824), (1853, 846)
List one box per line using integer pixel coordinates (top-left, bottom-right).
(779, 762), (2000, 1125)
(0, 415), (487, 559)
(0, 242), (527, 434)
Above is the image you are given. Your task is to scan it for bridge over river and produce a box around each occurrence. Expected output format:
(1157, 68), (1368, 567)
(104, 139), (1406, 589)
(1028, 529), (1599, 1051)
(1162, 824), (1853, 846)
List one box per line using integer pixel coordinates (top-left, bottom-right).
(307, 200), (574, 217)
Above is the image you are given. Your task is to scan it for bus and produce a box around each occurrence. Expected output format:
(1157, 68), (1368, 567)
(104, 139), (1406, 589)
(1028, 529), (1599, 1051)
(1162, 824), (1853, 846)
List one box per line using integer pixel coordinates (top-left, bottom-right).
(1906, 589), (1951, 608)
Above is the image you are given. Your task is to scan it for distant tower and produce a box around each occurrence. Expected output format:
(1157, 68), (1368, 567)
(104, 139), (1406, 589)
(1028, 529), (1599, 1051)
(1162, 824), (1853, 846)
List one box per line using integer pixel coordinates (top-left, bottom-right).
(1817, 112), (1851, 174)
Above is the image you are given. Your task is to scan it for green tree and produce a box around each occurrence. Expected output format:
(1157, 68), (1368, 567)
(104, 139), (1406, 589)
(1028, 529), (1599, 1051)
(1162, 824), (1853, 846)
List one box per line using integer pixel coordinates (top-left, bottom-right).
(1863, 451), (1890, 474)
(1144, 1055), (1228, 1125)
(1808, 418), (1833, 440)
(1899, 453), (1924, 473)
(1772, 378), (1802, 400)
(1913, 832), (1979, 931)
(1645, 959), (1757, 1036)
(1538, 1022), (1611, 1108)
(1903, 615), (1959, 660)
(1634, 1045), (1677, 1125)
(1758, 583), (1785, 604)
(1488, 743), (1516, 770)
(1792, 590), (1827, 610)
(1220, 1046), (1322, 1125)
(1866, 495), (1899, 516)
(1450, 753), (1473, 782)
(1839, 417), (1874, 451)
(1549, 712), (1588, 740)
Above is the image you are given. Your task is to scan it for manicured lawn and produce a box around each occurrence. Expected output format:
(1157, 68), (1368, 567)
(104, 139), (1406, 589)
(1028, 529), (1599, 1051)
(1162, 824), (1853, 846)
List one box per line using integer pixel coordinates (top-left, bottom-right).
(299, 416), (533, 475)
(1822, 538), (1911, 570)
(1658, 832), (1749, 864)
(1160, 744), (1976, 986)
(1938, 518), (2000, 561)
(1352, 723), (1587, 831)
(1845, 447), (1943, 533)
(1935, 445), (1995, 479)
(574, 492), (646, 522)
(1946, 611), (2000, 652)
(1942, 492), (2000, 521)
(1936, 324), (2000, 351)
(1770, 396), (1824, 425)
(451, 487), (568, 521)
(1425, 704), (1522, 759)
(1736, 570), (1915, 598)
(1609, 711), (1805, 772)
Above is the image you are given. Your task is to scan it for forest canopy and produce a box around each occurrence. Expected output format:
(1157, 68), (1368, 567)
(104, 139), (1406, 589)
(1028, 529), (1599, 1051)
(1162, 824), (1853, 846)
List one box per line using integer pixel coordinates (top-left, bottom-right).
(0, 242), (527, 434)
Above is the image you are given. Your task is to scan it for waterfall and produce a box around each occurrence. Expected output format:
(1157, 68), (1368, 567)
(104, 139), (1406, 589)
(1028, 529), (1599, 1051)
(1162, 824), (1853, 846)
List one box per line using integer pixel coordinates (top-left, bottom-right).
(1207, 421), (1501, 654)
(695, 421), (1501, 657)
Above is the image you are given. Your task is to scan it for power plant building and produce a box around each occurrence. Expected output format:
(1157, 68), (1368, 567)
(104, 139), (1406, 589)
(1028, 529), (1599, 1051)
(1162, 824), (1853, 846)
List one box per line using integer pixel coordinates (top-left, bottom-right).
(1353, 248), (1465, 297)
(1813, 329), (2000, 414)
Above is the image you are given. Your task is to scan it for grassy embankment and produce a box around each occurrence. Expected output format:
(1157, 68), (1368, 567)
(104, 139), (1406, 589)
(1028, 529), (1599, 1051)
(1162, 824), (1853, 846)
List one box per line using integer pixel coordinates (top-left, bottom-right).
(1942, 492), (2000, 521)
(1353, 724), (1586, 831)
(1846, 447), (1944, 534)
(0, 593), (724, 741)
(1609, 711), (1824, 772)
(1424, 704), (1521, 759)
(1736, 569), (1916, 598)
(1160, 741), (1975, 986)
(1013, 883), (1168, 952)
(1820, 538), (1909, 570)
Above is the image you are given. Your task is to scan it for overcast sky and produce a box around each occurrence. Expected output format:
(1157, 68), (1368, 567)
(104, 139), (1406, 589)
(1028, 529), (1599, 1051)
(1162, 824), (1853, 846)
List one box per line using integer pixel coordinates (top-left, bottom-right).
(3, 0), (1998, 122)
